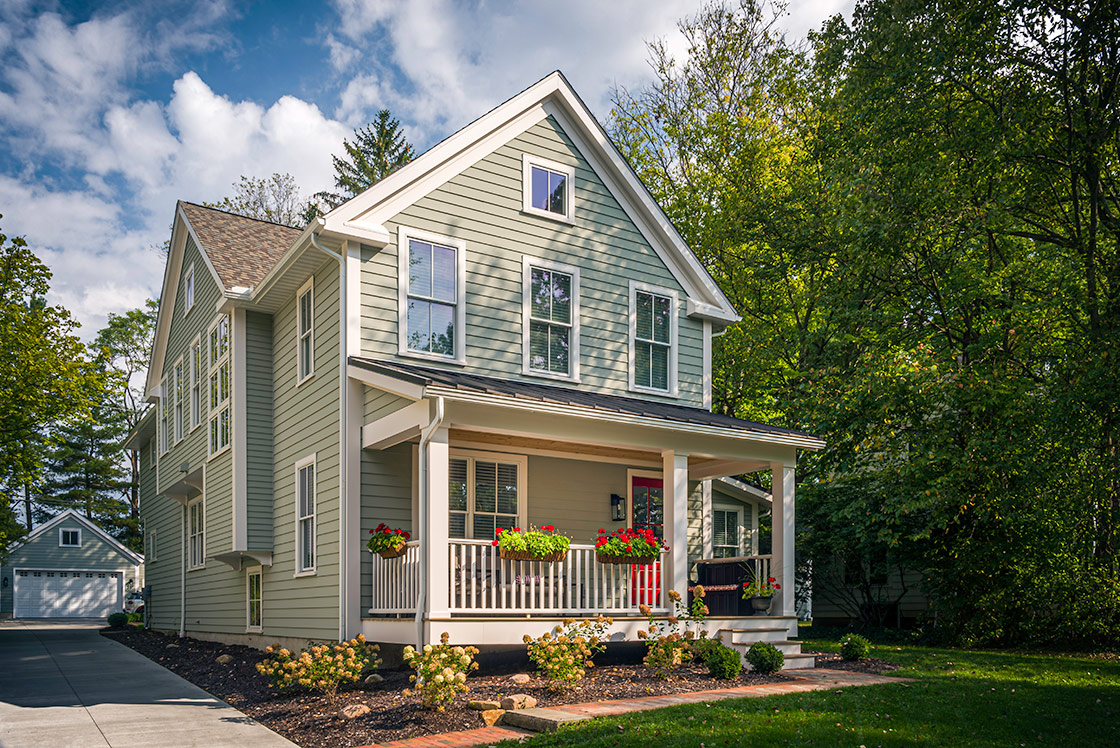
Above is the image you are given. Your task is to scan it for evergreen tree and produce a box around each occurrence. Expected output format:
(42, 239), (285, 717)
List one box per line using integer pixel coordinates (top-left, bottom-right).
(309, 110), (415, 215)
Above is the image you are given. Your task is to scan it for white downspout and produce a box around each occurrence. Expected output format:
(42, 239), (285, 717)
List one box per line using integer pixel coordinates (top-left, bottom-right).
(415, 397), (445, 648)
(179, 503), (186, 637)
(308, 227), (349, 643)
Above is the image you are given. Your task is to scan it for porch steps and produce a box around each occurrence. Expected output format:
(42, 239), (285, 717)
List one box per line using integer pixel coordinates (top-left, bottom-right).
(717, 627), (815, 671)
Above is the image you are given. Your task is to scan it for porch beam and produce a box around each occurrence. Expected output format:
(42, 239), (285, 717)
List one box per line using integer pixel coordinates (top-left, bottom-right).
(688, 458), (763, 482)
(662, 450), (690, 601)
(362, 399), (431, 450)
(770, 461), (796, 618)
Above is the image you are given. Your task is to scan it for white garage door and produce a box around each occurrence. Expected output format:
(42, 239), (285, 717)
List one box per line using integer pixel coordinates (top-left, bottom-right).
(14, 570), (121, 618)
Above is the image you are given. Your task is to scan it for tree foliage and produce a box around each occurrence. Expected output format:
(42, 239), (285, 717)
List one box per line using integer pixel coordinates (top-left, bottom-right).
(612, 0), (1120, 646)
(205, 173), (308, 227)
(310, 110), (415, 215)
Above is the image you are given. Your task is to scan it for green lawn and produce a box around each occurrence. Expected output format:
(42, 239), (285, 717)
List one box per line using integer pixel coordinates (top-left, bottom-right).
(495, 639), (1120, 747)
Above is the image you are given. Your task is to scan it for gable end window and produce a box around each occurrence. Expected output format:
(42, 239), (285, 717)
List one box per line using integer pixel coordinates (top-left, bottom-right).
(397, 228), (466, 362)
(298, 278), (314, 383)
(522, 154), (574, 222)
(295, 455), (316, 575)
(522, 258), (579, 381)
(188, 497), (205, 569)
(59, 528), (81, 547)
(208, 315), (231, 456)
(184, 264), (195, 312)
(629, 282), (678, 395)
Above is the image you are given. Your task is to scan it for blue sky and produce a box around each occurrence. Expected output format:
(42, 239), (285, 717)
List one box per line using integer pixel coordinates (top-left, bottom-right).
(0, 0), (851, 337)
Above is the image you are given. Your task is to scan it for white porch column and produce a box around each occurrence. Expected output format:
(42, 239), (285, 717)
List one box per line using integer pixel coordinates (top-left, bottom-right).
(662, 450), (689, 604)
(770, 462), (796, 618)
(424, 427), (451, 619)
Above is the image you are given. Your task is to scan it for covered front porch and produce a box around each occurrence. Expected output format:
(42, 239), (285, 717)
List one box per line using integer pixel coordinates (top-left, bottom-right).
(351, 359), (821, 655)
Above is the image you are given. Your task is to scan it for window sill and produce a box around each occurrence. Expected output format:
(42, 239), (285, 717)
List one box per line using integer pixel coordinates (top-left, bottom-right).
(397, 350), (466, 366)
(207, 445), (231, 461)
(628, 385), (680, 399)
(246, 626), (262, 634)
(297, 372), (315, 387)
(59, 544), (81, 549)
(520, 207), (574, 225)
(293, 569), (317, 578)
(521, 367), (580, 385)
(187, 564), (205, 572)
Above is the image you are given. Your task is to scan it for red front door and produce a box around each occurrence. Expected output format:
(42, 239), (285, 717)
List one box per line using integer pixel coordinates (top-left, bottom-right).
(631, 476), (663, 605)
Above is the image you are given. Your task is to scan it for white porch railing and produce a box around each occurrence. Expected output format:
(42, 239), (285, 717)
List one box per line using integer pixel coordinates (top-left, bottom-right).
(368, 541), (421, 614)
(368, 540), (669, 616)
(448, 540), (669, 615)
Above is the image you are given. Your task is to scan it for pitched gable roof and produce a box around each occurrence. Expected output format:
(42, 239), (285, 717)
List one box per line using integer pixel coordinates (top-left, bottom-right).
(7, 509), (144, 565)
(178, 202), (301, 291)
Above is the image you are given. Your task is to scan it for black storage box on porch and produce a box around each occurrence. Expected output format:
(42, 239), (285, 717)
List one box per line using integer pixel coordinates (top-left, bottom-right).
(693, 557), (752, 616)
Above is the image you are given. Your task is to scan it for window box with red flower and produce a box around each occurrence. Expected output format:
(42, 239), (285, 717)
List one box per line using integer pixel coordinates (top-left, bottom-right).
(367, 523), (410, 559)
(493, 524), (570, 562)
(594, 527), (665, 565)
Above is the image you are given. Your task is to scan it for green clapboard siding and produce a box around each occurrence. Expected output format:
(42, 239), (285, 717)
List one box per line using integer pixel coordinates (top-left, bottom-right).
(268, 259), (341, 640)
(359, 115), (705, 407)
(246, 310), (275, 551)
(359, 442), (413, 615)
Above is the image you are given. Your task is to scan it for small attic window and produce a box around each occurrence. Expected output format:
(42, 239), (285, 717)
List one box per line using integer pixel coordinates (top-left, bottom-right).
(60, 528), (81, 547)
(184, 264), (195, 311)
(522, 155), (574, 222)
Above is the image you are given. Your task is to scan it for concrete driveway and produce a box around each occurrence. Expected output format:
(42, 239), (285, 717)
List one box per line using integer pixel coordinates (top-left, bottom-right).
(0, 620), (297, 748)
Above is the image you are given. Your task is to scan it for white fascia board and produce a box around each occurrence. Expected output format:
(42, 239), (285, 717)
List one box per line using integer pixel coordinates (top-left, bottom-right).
(145, 204), (229, 400)
(423, 385), (825, 450)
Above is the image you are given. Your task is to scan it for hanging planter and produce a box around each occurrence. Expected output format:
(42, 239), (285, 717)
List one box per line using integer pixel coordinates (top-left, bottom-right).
(367, 523), (410, 559)
(493, 525), (570, 562)
(593, 528), (665, 566)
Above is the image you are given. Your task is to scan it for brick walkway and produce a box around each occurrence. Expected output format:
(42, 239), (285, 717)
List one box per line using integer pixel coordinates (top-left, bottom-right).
(361, 669), (908, 748)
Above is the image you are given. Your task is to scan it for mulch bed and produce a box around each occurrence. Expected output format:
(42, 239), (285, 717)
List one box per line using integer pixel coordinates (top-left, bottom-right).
(810, 650), (901, 674)
(103, 627), (790, 748)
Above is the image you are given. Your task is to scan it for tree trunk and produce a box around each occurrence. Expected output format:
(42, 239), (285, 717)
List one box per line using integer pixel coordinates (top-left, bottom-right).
(23, 483), (32, 532)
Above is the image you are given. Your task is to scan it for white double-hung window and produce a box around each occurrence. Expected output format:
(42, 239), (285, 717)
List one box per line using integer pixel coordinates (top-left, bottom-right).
(174, 358), (185, 443)
(295, 455), (316, 575)
(159, 376), (170, 455)
(188, 497), (205, 569)
(629, 282), (678, 395)
(712, 505), (744, 559)
(522, 258), (579, 381)
(184, 264), (195, 312)
(522, 154), (574, 222)
(398, 228), (465, 362)
(297, 278), (314, 383)
(190, 336), (202, 430)
(208, 315), (231, 456)
(447, 452), (527, 541)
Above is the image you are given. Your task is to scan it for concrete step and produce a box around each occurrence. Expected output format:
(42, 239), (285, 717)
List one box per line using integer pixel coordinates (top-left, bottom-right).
(723, 638), (816, 671)
(719, 627), (791, 645)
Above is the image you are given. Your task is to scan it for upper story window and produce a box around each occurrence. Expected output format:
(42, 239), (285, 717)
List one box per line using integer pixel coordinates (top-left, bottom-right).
(159, 376), (170, 455)
(59, 528), (81, 547)
(295, 455), (316, 575)
(629, 282), (678, 395)
(174, 358), (185, 443)
(184, 264), (195, 312)
(522, 258), (580, 381)
(522, 155), (574, 222)
(190, 336), (202, 430)
(298, 278), (314, 383)
(398, 228), (466, 363)
(188, 497), (205, 569)
(208, 315), (231, 456)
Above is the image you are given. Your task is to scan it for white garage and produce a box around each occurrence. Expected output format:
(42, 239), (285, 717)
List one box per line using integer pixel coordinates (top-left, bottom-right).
(1, 510), (143, 620)
(13, 570), (123, 619)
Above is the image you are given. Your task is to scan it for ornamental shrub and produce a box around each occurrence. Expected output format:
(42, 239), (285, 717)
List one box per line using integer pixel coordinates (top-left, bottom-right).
(637, 587), (709, 679)
(840, 633), (871, 660)
(106, 612), (128, 628)
(706, 643), (743, 679)
(402, 632), (480, 710)
(256, 635), (379, 702)
(126, 612), (143, 623)
(524, 616), (611, 689)
(745, 642), (784, 674)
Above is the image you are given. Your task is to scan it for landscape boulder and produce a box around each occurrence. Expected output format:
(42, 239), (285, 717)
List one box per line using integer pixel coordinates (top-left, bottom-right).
(500, 694), (537, 710)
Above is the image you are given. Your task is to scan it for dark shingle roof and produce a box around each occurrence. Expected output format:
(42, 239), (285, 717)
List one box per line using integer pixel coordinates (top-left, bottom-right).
(178, 201), (302, 291)
(350, 357), (821, 443)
